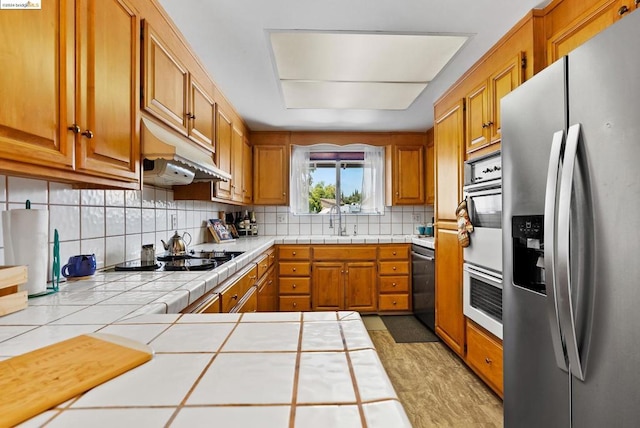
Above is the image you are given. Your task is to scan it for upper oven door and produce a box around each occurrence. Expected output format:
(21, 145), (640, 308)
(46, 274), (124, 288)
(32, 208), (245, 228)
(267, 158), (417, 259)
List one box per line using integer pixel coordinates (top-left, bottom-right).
(463, 182), (502, 271)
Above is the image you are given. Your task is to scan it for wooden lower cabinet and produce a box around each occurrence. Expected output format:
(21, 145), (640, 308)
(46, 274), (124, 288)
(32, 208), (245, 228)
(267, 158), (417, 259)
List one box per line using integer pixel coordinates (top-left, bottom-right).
(311, 261), (377, 312)
(378, 245), (411, 312)
(278, 245), (312, 312)
(257, 266), (277, 312)
(435, 227), (465, 357)
(465, 320), (504, 398)
(232, 286), (258, 313)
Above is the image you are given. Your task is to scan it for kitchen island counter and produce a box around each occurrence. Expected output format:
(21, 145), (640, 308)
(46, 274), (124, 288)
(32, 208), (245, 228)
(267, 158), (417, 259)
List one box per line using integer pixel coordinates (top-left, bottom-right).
(10, 311), (410, 427)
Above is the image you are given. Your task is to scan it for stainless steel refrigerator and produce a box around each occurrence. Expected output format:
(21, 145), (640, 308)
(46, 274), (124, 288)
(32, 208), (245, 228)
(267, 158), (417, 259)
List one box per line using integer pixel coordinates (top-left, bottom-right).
(501, 10), (640, 428)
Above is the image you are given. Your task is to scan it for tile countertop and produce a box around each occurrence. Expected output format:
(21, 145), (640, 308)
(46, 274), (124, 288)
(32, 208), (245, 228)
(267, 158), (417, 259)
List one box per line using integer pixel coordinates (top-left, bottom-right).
(12, 311), (411, 427)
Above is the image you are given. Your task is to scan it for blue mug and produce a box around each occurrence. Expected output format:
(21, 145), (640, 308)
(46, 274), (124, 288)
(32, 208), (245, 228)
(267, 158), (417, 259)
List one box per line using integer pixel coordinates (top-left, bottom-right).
(62, 254), (97, 278)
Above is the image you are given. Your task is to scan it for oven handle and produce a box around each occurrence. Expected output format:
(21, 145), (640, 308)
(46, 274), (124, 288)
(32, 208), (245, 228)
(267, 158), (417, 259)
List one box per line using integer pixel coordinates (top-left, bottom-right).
(411, 252), (434, 262)
(463, 264), (502, 288)
(463, 179), (502, 193)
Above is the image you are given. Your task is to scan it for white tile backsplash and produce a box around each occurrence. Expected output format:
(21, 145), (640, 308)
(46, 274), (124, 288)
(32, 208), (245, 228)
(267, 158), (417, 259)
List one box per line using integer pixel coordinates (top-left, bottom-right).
(8, 176), (48, 204)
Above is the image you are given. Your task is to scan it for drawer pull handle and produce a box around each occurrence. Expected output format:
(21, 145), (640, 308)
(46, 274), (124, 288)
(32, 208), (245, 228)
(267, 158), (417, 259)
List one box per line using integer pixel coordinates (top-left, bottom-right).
(618, 5), (630, 15)
(485, 357), (492, 364)
(232, 294), (238, 300)
(250, 275), (257, 280)
(268, 280), (272, 285)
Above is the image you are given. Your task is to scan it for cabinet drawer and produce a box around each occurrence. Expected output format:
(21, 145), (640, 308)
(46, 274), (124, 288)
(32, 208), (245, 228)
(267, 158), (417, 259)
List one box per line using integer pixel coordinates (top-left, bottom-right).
(238, 265), (259, 296)
(279, 295), (311, 311)
(232, 286), (258, 313)
(378, 261), (410, 275)
(256, 254), (270, 279)
(279, 277), (311, 295)
(266, 247), (276, 268)
(279, 262), (311, 277)
(466, 321), (503, 396)
(278, 246), (311, 260)
(313, 246), (376, 261)
(220, 280), (244, 313)
(379, 276), (410, 293)
(194, 293), (220, 313)
(379, 294), (410, 311)
(378, 245), (409, 260)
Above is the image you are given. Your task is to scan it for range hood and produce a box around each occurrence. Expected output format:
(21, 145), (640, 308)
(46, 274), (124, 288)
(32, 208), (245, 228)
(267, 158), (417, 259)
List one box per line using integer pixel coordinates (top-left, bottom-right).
(141, 117), (231, 187)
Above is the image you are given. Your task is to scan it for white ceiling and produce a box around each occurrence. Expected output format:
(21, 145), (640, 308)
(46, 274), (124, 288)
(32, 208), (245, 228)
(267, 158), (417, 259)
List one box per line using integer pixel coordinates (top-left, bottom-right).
(158, 0), (550, 132)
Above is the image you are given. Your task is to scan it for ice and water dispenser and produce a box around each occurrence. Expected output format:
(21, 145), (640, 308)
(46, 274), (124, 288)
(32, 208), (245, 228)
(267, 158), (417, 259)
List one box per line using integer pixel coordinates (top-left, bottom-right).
(512, 215), (546, 294)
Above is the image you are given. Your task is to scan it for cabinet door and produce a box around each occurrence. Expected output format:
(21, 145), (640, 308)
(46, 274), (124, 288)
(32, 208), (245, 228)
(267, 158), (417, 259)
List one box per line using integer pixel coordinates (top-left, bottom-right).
(465, 81), (489, 153)
(426, 140), (435, 205)
(76, 0), (139, 182)
(435, 227), (465, 356)
(142, 22), (188, 135)
(0, 1), (75, 171)
(215, 108), (232, 199)
(188, 76), (215, 149)
(345, 262), (377, 312)
(489, 53), (522, 144)
(312, 262), (343, 311)
(547, 0), (626, 64)
(393, 145), (425, 205)
(253, 145), (289, 205)
(231, 126), (244, 202)
(435, 101), (464, 223)
(243, 137), (253, 204)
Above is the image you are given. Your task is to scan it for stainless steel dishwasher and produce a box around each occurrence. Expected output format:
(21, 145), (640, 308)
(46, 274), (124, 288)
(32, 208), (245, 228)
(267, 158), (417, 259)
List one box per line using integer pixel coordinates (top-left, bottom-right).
(412, 244), (435, 331)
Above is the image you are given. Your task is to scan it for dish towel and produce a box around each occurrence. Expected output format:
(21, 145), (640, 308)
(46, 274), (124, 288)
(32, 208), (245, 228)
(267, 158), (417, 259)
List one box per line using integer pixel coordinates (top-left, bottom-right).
(456, 199), (474, 247)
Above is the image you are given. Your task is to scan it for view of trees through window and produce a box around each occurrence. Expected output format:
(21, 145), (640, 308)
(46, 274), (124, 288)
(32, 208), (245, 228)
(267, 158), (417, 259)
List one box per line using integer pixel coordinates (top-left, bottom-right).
(308, 161), (364, 214)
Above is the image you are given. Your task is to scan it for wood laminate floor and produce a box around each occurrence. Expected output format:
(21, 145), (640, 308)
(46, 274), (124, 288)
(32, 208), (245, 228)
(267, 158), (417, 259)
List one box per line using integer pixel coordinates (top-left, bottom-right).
(366, 317), (503, 427)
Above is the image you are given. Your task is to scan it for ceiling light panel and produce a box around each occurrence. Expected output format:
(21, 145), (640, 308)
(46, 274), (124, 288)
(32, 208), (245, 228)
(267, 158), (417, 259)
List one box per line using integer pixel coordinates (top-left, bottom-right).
(270, 32), (468, 83)
(281, 81), (428, 110)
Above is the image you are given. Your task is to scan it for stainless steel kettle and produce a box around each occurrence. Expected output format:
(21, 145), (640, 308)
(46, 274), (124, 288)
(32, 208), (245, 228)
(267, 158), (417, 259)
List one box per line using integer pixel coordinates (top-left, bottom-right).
(160, 231), (192, 255)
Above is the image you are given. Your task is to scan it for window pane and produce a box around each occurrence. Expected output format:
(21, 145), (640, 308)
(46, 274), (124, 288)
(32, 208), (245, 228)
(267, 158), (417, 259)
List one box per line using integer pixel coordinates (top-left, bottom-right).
(309, 163), (336, 213)
(340, 163), (363, 213)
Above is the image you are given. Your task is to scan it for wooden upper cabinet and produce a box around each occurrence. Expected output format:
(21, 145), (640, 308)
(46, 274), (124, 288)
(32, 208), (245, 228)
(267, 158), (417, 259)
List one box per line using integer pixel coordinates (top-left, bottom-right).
(76, 0), (140, 182)
(188, 76), (215, 149)
(546, 0), (633, 64)
(0, 1), (75, 171)
(215, 107), (233, 199)
(465, 53), (522, 153)
(253, 145), (289, 205)
(465, 81), (489, 152)
(388, 144), (425, 205)
(231, 126), (244, 202)
(142, 21), (188, 135)
(435, 101), (464, 223)
(243, 137), (253, 204)
(0, 0), (139, 186)
(426, 137), (435, 206)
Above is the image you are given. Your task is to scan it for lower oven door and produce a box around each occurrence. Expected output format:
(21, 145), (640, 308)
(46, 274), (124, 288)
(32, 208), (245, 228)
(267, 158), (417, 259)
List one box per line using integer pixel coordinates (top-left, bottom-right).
(463, 263), (503, 339)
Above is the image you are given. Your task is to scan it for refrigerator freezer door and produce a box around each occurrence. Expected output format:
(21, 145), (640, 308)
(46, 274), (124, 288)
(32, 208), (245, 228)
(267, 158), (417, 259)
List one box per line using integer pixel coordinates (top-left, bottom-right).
(567, 10), (640, 427)
(501, 57), (570, 428)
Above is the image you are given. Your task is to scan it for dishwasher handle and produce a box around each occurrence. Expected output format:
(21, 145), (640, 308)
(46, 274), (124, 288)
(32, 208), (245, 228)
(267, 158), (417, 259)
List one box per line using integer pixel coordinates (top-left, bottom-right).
(411, 251), (434, 262)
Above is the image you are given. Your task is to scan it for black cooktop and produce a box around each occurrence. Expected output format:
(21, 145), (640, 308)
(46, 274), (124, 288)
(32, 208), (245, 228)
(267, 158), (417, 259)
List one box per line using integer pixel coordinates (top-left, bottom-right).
(114, 250), (243, 272)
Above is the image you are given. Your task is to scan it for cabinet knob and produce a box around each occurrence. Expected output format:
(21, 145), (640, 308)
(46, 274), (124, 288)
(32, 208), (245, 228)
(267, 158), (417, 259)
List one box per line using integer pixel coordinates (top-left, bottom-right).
(262, 264), (267, 268)
(292, 284), (296, 288)
(396, 191), (399, 196)
(345, 270), (349, 274)
(283, 192), (286, 196)
(392, 251), (397, 256)
(392, 266), (397, 270)
(293, 302), (297, 308)
(619, 5), (630, 15)
(392, 283), (397, 287)
(232, 294), (238, 300)
(482, 122), (488, 128)
(250, 275), (257, 280)
(485, 357), (492, 364)
(187, 112), (196, 119)
(292, 267), (296, 272)
(268, 280), (272, 285)
(68, 124), (80, 134)
(392, 301), (397, 305)
(292, 251), (296, 256)
(81, 130), (94, 139)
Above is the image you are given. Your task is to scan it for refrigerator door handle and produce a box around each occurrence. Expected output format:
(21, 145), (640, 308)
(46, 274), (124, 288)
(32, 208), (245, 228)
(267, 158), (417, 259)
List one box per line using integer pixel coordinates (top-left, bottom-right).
(557, 123), (586, 381)
(544, 129), (569, 372)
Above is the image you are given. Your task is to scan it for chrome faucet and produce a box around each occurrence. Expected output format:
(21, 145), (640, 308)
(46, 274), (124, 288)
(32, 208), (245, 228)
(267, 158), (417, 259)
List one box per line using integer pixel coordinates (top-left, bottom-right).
(329, 203), (347, 236)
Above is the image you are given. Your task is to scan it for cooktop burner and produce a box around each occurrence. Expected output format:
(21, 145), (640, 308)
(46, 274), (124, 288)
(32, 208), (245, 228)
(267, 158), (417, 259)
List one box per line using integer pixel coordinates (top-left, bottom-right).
(114, 250), (244, 272)
(163, 258), (218, 271)
(114, 261), (163, 271)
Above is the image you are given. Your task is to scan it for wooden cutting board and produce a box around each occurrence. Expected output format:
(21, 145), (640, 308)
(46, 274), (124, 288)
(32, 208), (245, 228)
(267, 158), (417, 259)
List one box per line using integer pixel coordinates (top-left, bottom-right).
(0, 333), (153, 427)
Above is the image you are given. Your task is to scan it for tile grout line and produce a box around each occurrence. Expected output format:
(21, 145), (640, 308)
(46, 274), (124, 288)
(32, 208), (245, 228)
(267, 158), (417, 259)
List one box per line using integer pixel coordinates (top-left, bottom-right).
(288, 312), (304, 428)
(162, 312), (245, 426)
